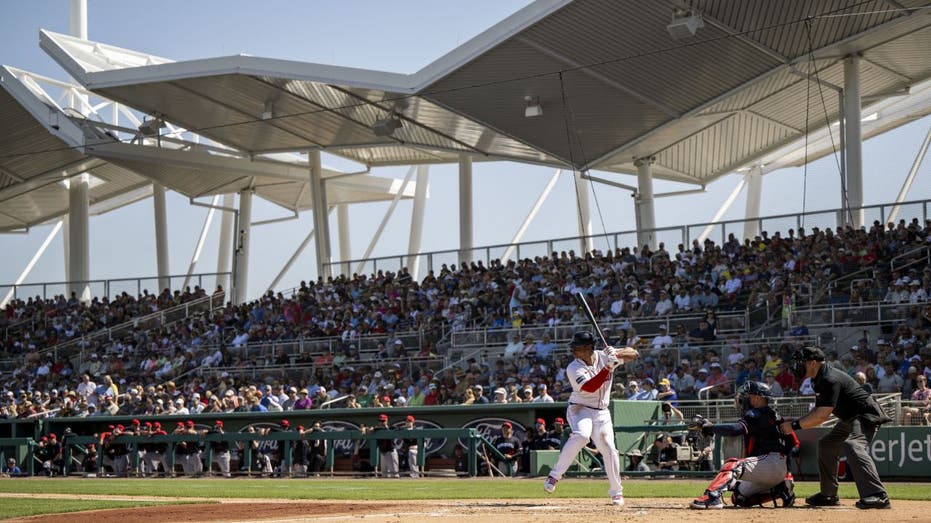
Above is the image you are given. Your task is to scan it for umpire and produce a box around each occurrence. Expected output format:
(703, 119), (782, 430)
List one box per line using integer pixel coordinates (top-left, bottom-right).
(780, 346), (892, 509)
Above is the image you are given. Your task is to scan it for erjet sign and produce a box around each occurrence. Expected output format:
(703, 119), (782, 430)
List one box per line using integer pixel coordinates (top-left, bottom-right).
(871, 432), (931, 468)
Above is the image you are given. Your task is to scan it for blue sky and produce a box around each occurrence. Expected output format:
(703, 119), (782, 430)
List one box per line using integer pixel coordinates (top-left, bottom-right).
(1, 1), (929, 301)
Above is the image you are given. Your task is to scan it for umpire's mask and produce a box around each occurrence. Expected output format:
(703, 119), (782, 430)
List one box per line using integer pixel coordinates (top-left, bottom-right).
(791, 346), (825, 381)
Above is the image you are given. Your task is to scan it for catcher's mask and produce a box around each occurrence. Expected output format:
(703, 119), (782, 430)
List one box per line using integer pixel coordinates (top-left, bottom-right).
(791, 346), (825, 380)
(736, 381), (772, 414)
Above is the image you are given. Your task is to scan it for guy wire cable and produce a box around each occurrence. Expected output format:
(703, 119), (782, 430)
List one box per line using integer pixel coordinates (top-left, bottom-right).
(558, 71), (612, 257)
(805, 18), (851, 227)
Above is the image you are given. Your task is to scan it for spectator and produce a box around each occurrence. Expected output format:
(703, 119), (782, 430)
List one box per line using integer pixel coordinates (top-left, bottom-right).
(2, 457), (22, 477)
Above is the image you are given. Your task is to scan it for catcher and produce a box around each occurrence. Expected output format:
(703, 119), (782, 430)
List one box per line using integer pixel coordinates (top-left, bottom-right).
(689, 381), (798, 509)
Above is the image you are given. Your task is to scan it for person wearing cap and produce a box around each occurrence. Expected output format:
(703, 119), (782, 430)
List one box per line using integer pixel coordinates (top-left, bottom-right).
(472, 384), (489, 405)
(706, 362), (729, 399)
(293, 389), (313, 410)
(650, 325), (673, 353)
(369, 414), (399, 478)
(623, 449), (650, 473)
(493, 421), (522, 477)
(632, 378), (658, 401)
(147, 421), (170, 478)
(401, 415), (421, 478)
(33, 435), (54, 476)
(208, 420), (232, 477)
(648, 433), (679, 472)
(689, 381), (798, 509)
(780, 346), (892, 509)
(543, 331), (638, 507)
(903, 373), (931, 425)
(1, 457), (22, 477)
(100, 424), (131, 477)
(544, 418), (567, 449)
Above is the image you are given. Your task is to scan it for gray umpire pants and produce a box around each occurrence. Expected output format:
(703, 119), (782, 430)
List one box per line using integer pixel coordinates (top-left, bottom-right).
(817, 417), (885, 498)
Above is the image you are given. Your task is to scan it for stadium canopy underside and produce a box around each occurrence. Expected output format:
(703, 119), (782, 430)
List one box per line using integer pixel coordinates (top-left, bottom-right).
(38, 0), (931, 186)
(0, 66), (417, 233)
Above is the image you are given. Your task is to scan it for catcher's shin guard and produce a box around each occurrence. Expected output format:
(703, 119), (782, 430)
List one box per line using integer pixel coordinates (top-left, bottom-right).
(705, 458), (742, 498)
(730, 480), (796, 508)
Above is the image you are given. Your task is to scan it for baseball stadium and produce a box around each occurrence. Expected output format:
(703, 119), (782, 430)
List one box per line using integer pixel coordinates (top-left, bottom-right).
(2, 1), (931, 522)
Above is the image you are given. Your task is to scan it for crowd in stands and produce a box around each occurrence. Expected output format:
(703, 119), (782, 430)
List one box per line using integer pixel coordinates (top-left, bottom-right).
(1, 218), (931, 431)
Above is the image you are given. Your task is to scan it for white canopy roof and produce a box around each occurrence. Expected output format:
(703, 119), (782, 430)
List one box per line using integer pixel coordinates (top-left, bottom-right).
(39, 0), (931, 186)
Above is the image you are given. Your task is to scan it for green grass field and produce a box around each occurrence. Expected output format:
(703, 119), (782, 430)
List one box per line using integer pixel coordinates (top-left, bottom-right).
(0, 478), (930, 503)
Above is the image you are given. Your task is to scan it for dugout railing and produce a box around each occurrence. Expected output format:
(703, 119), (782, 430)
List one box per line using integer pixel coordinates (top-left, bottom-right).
(42, 428), (491, 478)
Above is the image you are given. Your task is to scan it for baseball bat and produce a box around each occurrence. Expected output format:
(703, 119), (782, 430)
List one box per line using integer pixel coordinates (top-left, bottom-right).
(574, 292), (609, 348)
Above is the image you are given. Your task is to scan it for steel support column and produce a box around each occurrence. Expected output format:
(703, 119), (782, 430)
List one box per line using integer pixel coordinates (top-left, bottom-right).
(216, 193), (234, 292)
(308, 150), (332, 279)
(152, 182), (170, 292)
(888, 125), (931, 224)
(844, 55), (864, 227)
(635, 157), (656, 250)
(68, 174), (90, 301)
(337, 204), (351, 277)
(743, 167), (763, 240)
(407, 165), (430, 280)
(458, 154), (473, 265)
(233, 190), (252, 304)
(573, 171), (593, 254)
(502, 169), (561, 262)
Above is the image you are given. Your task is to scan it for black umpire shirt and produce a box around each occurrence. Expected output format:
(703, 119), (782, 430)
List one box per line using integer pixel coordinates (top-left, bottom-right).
(813, 364), (876, 422)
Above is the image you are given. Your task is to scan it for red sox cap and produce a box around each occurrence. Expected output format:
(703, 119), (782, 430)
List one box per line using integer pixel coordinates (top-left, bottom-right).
(502, 422), (512, 429)
(378, 414), (389, 421)
(214, 420), (223, 427)
(131, 419), (141, 425)
(186, 420), (195, 427)
(176, 421), (185, 428)
(406, 415), (415, 422)
(554, 417), (565, 425)
(281, 420), (290, 427)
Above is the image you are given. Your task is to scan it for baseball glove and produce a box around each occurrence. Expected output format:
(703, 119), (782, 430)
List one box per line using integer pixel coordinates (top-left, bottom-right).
(687, 414), (713, 433)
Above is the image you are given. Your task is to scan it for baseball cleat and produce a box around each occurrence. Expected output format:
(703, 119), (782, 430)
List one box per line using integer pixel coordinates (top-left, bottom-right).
(611, 494), (625, 507)
(690, 494), (724, 510)
(543, 475), (558, 494)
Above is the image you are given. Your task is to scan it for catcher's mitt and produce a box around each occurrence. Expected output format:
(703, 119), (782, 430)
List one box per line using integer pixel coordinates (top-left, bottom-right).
(687, 414), (713, 433)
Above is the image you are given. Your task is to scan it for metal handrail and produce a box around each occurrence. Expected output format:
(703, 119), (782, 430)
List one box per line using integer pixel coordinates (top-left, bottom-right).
(323, 198), (931, 274)
(0, 271), (231, 302)
(28, 292), (224, 362)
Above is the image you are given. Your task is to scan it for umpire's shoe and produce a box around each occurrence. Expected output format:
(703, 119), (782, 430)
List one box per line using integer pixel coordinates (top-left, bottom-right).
(805, 493), (839, 506)
(855, 493), (891, 509)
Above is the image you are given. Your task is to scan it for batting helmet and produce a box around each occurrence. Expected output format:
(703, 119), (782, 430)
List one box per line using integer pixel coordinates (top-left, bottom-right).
(570, 331), (595, 348)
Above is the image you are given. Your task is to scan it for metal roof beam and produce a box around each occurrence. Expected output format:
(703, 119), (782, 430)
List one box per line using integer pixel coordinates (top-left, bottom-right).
(0, 164), (25, 183)
(788, 64), (843, 92)
(861, 56), (914, 85)
(164, 80), (325, 150)
(0, 158), (105, 204)
(674, 2), (792, 64)
(515, 35), (681, 118)
(328, 85), (489, 156)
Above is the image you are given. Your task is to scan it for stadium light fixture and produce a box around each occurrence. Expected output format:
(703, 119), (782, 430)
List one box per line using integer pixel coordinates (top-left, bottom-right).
(262, 101), (275, 120)
(524, 96), (543, 118)
(667, 9), (704, 39)
(371, 113), (403, 137)
(137, 117), (166, 137)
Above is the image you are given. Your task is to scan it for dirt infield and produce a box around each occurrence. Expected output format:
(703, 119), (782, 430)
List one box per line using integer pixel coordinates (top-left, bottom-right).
(5, 497), (931, 523)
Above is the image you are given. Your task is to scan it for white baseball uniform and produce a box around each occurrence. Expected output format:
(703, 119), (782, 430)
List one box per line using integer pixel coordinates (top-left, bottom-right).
(548, 349), (623, 498)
